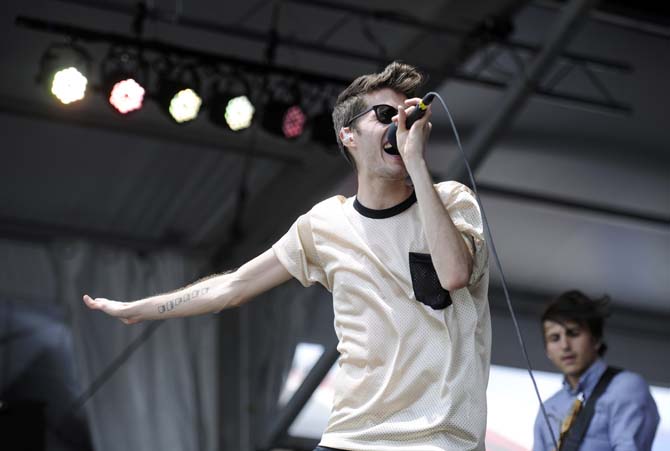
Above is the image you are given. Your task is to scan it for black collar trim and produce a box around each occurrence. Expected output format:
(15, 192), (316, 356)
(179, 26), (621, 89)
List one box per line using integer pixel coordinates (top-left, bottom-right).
(353, 191), (417, 219)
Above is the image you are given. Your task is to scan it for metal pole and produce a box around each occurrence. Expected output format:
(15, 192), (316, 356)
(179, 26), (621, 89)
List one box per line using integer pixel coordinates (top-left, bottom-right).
(261, 343), (339, 450)
(240, 306), (251, 451)
(477, 183), (670, 229)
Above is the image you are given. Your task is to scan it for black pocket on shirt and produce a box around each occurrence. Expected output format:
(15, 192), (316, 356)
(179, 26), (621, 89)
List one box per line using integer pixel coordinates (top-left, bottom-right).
(409, 252), (452, 310)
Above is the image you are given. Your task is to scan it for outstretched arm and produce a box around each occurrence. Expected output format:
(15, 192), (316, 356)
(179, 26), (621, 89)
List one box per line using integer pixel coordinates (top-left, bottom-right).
(83, 249), (292, 324)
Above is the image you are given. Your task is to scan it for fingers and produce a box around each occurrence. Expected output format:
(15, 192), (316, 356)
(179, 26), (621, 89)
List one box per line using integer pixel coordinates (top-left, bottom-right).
(393, 105), (431, 134)
(393, 102), (433, 130)
(83, 294), (109, 311)
(83, 294), (100, 310)
(83, 294), (140, 325)
(403, 98), (432, 121)
(414, 104), (432, 126)
(83, 294), (113, 314)
(424, 122), (433, 144)
(395, 105), (407, 132)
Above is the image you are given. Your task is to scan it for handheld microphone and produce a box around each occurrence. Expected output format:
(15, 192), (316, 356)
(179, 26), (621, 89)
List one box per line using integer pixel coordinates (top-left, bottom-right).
(384, 92), (435, 155)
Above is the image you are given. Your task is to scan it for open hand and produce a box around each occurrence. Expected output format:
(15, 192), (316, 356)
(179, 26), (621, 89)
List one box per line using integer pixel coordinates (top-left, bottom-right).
(83, 294), (142, 325)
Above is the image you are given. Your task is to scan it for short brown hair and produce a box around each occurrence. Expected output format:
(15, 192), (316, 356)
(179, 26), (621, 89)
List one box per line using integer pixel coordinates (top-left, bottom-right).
(541, 290), (611, 356)
(332, 61), (424, 169)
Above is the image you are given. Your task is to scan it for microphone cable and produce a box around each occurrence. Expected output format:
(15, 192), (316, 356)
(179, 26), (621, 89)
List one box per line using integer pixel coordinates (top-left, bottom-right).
(424, 91), (559, 450)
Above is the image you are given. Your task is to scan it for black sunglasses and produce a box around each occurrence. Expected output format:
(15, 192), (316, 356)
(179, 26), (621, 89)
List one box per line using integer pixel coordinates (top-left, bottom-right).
(347, 104), (398, 126)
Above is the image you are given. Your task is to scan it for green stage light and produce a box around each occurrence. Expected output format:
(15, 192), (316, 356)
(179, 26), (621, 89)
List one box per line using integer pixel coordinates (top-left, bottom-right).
(224, 95), (255, 131)
(158, 65), (202, 124)
(169, 88), (202, 123)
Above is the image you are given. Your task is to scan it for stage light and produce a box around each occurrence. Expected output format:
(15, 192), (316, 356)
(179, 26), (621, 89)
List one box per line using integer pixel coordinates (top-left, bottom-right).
(263, 100), (306, 138)
(282, 105), (306, 139)
(158, 65), (202, 124)
(209, 76), (255, 131)
(224, 95), (255, 131)
(262, 101), (308, 139)
(37, 43), (91, 105)
(207, 75), (256, 132)
(109, 78), (145, 114)
(169, 88), (202, 123)
(311, 106), (337, 150)
(51, 67), (88, 104)
(261, 82), (307, 140)
(101, 47), (147, 115)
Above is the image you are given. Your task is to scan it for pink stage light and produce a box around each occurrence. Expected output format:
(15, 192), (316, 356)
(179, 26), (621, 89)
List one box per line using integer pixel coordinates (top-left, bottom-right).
(109, 78), (145, 114)
(282, 105), (307, 139)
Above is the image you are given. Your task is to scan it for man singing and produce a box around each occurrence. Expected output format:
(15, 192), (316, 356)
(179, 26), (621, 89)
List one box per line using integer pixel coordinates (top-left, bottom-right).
(85, 61), (491, 450)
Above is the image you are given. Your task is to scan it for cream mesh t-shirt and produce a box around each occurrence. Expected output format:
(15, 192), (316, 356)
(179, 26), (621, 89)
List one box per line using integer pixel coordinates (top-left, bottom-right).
(272, 181), (491, 451)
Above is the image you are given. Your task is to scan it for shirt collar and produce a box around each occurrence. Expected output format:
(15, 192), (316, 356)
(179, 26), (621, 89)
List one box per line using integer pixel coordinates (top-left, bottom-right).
(562, 358), (607, 397)
(353, 191), (417, 219)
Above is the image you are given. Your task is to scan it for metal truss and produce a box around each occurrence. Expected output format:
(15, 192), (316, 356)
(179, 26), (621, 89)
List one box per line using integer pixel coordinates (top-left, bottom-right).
(47, 0), (634, 115)
(458, 40), (632, 114)
(478, 183), (670, 229)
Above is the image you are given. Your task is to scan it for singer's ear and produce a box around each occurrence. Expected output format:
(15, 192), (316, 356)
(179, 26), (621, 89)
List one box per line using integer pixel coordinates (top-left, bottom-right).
(339, 127), (356, 148)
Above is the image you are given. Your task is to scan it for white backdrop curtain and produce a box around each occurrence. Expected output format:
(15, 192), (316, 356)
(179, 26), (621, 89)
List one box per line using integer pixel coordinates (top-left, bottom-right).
(0, 238), (219, 451)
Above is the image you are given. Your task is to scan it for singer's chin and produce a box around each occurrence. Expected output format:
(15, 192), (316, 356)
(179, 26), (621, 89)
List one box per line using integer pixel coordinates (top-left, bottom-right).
(386, 154), (406, 172)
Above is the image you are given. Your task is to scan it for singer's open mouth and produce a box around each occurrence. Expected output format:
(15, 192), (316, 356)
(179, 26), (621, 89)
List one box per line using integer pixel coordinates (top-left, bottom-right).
(381, 128), (396, 155)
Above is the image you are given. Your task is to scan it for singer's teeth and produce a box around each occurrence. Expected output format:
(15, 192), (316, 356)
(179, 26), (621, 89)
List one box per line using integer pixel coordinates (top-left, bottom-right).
(383, 143), (392, 149)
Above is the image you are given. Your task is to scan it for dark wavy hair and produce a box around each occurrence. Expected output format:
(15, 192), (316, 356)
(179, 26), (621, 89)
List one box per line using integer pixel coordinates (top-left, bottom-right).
(332, 61), (424, 170)
(541, 290), (611, 356)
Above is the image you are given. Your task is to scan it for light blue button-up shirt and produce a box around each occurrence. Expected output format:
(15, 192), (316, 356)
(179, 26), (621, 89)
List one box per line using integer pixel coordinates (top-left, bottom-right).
(533, 359), (660, 451)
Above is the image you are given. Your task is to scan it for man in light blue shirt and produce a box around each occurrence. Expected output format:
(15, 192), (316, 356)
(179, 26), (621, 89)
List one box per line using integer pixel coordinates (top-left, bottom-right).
(533, 290), (659, 451)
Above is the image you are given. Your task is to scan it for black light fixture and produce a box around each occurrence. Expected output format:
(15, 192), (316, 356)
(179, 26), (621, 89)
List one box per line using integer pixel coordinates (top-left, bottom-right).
(37, 42), (92, 105)
(261, 79), (307, 140)
(100, 46), (147, 115)
(156, 63), (203, 124)
(208, 71), (255, 132)
(311, 100), (337, 150)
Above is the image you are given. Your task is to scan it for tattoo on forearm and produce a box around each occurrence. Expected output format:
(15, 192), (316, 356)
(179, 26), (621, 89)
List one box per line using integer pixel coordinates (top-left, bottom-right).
(157, 287), (210, 314)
